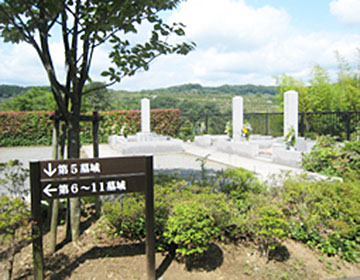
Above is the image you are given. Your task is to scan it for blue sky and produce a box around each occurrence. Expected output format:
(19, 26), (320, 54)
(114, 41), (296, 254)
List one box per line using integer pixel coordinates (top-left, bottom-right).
(0, 0), (360, 91)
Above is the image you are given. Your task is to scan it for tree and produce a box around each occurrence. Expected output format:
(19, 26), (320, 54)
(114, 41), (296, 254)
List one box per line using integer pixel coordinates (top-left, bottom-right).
(82, 81), (114, 111)
(0, 86), (56, 111)
(335, 51), (360, 111)
(309, 64), (335, 111)
(0, 0), (194, 240)
(274, 73), (312, 112)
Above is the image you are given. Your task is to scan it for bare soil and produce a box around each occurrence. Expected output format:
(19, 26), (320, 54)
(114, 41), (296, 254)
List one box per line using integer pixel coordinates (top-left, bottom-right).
(1, 214), (360, 280)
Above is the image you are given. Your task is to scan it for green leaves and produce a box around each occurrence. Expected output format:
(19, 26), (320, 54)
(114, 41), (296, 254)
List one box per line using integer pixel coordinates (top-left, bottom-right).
(0, 195), (30, 243)
(165, 201), (219, 256)
(0, 160), (29, 198)
(302, 135), (360, 179)
(0, 109), (181, 146)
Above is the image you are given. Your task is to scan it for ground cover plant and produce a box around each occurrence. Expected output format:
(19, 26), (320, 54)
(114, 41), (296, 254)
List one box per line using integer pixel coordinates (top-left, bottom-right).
(0, 160), (31, 280)
(103, 165), (360, 264)
(302, 135), (360, 179)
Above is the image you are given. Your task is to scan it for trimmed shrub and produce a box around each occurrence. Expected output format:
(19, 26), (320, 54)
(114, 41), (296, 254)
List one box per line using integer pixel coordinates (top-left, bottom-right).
(164, 200), (219, 256)
(250, 205), (289, 252)
(214, 168), (263, 200)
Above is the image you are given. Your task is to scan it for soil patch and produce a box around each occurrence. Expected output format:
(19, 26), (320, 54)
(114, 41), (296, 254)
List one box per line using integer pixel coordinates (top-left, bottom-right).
(1, 215), (359, 280)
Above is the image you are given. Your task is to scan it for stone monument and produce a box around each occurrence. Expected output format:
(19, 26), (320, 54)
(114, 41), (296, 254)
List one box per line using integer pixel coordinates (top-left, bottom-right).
(141, 98), (150, 133)
(108, 98), (183, 154)
(284, 90), (298, 138)
(232, 96), (243, 141)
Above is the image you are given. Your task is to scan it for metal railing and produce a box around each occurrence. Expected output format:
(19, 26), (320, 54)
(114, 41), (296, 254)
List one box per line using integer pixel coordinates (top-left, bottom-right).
(180, 111), (360, 140)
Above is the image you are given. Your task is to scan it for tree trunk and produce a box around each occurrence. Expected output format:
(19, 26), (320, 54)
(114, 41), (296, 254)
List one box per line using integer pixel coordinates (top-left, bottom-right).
(92, 112), (102, 219)
(67, 114), (81, 241)
(49, 199), (59, 253)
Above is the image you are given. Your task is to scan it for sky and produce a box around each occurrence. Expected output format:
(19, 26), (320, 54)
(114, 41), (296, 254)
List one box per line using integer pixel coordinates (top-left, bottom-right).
(0, 0), (360, 91)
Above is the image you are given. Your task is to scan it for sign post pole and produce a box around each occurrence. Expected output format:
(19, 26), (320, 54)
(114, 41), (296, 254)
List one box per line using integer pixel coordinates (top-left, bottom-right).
(30, 162), (44, 280)
(145, 157), (155, 280)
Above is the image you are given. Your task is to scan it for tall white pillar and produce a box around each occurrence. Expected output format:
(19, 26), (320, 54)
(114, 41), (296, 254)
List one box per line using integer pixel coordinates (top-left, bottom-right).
(232, 96), (243, 141)
(284, 90), (298, 138)
(141, 98), (150, 133)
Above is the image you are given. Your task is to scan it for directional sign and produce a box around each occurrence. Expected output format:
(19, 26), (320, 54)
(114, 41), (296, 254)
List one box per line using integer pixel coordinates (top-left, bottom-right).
(35, 156), (151, 200)
(30, 155), (155, 280)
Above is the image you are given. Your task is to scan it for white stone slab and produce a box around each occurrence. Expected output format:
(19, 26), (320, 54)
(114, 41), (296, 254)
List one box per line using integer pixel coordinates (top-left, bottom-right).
(141, 98), (150, 133)
(194, 135), (230, 147)
(108, 133), (184, 155)
(295, 137), (316, 153)
(272, 146), (302, 168)
(232, 96), (243, 141)
(284, 90), (298, 138)
(194, 135), (212, 146)
(215, 140), (259, 158)
(120, 140), (184, 155)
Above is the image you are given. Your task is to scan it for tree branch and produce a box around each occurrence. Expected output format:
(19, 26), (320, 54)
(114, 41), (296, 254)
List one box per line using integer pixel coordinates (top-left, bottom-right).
(81, 80), (116, 96)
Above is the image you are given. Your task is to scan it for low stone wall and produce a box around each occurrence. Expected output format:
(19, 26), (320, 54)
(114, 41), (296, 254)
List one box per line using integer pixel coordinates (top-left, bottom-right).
(108, 133), (184, 155)
(214, 140), (259, 158)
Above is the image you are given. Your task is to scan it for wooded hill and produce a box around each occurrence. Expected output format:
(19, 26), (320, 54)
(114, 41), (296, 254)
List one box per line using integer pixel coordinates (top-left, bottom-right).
(136, 83), (277, 96)
(0, 83), (279, 113)
(0, 83), (277, 100)
(0, 85), (31, 100)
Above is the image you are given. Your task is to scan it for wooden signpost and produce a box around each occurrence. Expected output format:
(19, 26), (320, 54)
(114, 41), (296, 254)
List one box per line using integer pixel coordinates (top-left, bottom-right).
(30, 156), (155, 280)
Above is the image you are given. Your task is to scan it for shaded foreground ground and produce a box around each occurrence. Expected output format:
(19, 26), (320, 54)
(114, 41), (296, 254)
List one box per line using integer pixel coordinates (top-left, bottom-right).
(1, 214), (360, 280)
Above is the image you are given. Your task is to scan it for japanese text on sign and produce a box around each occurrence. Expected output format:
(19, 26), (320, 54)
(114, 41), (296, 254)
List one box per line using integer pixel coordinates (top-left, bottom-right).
(43, 162), (101, 177)
(43, 180), (127, 198)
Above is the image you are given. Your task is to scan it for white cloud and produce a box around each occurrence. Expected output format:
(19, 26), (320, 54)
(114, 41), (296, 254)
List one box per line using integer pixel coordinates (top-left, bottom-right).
(330, 0), (360, 24)
(2, 1), (360, 91)
(169, 0), (290, 51)
(0, 43), (47, 85)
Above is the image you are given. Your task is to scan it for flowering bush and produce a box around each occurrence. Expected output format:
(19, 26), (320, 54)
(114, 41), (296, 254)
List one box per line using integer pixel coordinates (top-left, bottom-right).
(242, 121), (252, 140)
(225, 121), (233, 138)
(0, 109), (181, 147)
(284, 126), (296, 149)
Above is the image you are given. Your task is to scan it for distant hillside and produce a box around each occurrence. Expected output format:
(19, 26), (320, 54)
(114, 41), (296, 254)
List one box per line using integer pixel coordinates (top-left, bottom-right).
(0, 83), (277, 99)
(0, 84), (31, 100)
(140, 83), (277, 96)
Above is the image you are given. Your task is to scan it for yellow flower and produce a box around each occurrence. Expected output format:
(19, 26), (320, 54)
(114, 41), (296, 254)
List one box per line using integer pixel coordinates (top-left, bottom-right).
(242, 128), (248, 134)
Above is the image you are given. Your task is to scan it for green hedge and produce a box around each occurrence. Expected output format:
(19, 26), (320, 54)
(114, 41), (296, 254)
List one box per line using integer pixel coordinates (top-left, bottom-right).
(0, 111), (54, 146)
(0, 109), (181, 147)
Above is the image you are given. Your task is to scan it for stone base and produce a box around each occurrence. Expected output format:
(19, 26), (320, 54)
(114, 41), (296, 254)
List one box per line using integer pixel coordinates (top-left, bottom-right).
(295, 137), (316, 153)
(272, 145), (302, 168)
(215, 140), (259, 158)
(194, 134), (230, 147)
(108, 133), (184, 155)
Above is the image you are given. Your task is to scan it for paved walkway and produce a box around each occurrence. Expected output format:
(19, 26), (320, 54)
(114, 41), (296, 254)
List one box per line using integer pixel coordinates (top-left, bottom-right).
(0, 144), (305, 180)
(0, 146), (53, 164)
(81, 143), (305, 181)
(0, 143), (325, 195)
